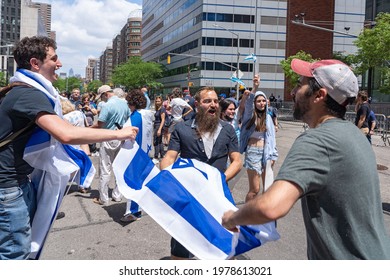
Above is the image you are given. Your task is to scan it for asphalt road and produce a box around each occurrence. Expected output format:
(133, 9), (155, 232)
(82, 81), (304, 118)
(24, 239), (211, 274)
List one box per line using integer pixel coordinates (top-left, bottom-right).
(40, 122), (390, 260)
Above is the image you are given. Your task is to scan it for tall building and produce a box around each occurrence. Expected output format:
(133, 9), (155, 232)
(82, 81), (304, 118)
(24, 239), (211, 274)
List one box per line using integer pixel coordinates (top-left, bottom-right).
(112, 34), (121, 70)
(100, 46), (113, 84)
(125, 9), (142, 59)
(142, 0), (366, 99)
(286, 0), (365, 100)
(85, 58), (98, 82)
(1, 0), (21, 80)
(1, 0), (21, 49)
(103, 9), (142, 83)
(1, 0), (53, 81)
(28, 1), (52, 37)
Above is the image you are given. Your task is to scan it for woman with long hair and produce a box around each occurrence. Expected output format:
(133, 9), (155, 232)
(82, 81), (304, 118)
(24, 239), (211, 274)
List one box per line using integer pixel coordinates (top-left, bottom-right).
(240, 75), (278, 202)
(219, 98), (240, 145)
(153, 95), (166, 162)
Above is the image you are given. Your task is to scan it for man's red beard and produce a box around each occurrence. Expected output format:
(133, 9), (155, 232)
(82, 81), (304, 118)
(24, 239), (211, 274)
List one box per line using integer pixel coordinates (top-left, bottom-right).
(196, 106), (221, 134)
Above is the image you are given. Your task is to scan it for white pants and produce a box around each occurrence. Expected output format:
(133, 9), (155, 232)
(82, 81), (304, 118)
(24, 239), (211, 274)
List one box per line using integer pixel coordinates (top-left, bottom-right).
(98, 140), (122, 203)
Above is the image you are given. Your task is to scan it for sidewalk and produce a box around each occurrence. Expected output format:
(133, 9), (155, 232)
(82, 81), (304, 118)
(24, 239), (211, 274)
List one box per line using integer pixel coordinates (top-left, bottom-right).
(40, 122), (390, 260)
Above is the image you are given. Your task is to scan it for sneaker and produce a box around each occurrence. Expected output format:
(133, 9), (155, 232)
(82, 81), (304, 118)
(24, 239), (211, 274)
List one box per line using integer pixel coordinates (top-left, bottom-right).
(91, 151), (100, 157)
(78, 187), (89, 194)
(56, 212), (65, 220)
(92, 198), (108, 206)
(120, 212), (142, 223)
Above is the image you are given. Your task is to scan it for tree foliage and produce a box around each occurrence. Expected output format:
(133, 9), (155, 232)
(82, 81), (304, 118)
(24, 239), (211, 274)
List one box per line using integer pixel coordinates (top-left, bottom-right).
(280, 50), (317, 90)
(352, 12), (390, 94)
(111, 56), (163, 90)
(53, 76), (83, 93)
(86, 80), (103, 93)
(353, 12), (390, 72)
(0, 72), (7, 87)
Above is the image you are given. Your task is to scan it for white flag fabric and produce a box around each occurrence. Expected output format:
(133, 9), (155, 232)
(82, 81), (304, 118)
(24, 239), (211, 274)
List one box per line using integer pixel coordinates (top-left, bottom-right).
(10, 69), (96, 259)
(230, 76), (246, 88)
(243, 53), (257, 62)
(124, 109), (154, 155)
(113, 141), (280, 260)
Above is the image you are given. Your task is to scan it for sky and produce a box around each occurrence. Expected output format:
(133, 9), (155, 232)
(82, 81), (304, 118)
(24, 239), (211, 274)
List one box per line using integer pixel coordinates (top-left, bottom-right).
(37, 0), (142, 78)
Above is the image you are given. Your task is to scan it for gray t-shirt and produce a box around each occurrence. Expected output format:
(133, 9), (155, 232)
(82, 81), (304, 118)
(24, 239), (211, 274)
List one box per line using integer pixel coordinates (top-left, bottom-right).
(276, 118), (390, 259)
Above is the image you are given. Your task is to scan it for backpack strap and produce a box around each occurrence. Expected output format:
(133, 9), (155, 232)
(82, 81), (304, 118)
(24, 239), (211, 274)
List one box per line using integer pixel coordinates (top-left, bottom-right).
(0, 82), (35, 148)
(0, 121), (35, 148)
(0, 81), (31, 99)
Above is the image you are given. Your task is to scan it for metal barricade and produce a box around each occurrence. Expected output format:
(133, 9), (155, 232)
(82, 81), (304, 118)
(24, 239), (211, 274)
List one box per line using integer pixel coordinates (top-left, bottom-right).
(378, 114), (390, 146)
(345, 112), (389, 146)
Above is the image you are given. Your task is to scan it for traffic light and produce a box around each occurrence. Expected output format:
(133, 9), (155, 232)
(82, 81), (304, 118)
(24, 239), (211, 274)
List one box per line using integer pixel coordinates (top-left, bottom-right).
(167, 55), (171, 64)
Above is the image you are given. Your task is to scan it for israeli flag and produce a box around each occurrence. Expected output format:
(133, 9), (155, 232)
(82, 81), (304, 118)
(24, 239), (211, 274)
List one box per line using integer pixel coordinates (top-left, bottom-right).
(230, 76), (246, 88)
(243, 53), (257, 62)
(11, 69), (96, 259)
(27, 127), (96, 259)
(124, 109), (154, 155)
(113, 141), (280, 259)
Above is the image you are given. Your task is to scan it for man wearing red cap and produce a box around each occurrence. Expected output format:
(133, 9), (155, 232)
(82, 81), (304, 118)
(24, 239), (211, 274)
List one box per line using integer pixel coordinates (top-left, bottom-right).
(222, 59), (390, 259)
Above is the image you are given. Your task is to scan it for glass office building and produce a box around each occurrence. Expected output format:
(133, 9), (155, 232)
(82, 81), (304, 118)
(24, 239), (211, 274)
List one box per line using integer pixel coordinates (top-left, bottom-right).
(142, 0), (366, 99)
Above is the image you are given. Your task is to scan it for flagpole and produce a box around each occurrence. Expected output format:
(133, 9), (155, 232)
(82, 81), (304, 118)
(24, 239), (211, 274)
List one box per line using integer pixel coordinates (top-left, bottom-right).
(213, 24), (240, 101)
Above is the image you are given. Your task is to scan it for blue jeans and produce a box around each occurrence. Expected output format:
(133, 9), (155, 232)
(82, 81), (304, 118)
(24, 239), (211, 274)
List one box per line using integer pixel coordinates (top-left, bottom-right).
(0, 180), (37, 260)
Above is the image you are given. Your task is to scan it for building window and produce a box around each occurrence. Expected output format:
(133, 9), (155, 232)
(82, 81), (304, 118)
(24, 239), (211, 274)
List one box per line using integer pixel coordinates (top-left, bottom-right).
(260, 16), (286, 25)
(258, 64), (284, 73)
(202, 37), (253, 48)
(204, 12), (255, 24)
(260, 40), (285, 49)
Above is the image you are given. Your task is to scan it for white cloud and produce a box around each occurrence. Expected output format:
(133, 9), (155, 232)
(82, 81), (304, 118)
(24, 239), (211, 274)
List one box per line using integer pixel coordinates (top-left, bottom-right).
(40, 0), (142, 77)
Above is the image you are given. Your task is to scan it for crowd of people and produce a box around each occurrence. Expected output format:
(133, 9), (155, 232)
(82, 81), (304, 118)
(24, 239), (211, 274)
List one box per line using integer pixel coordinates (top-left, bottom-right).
(0, 36), (389, 260)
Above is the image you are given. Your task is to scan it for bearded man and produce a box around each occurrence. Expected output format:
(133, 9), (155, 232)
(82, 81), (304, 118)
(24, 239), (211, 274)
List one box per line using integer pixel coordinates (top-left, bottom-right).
(222, 60), (390, 259)
(160, 86), (242, 260)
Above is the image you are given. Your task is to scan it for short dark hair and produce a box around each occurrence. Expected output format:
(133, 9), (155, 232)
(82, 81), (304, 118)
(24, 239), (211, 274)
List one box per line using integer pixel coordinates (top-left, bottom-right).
(358, 90), (368, 102)
(126, 88), (147, 109)
(308, 78), (347, 118)
(13, 36), (57, 70)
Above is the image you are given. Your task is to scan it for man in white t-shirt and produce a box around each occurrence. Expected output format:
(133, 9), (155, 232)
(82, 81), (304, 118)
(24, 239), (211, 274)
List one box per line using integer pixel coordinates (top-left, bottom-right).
(166, 87), (193, 142)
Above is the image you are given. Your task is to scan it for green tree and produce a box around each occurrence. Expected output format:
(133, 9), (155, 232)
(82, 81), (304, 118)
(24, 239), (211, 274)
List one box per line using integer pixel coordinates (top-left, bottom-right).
(353, 12), (390, 94)
(111, 56), (163, 90)
(53, 76), (83, 93)
(0, 72), (7, 87)
(86, 80), (103, 93)
(280, 51), (317, 90)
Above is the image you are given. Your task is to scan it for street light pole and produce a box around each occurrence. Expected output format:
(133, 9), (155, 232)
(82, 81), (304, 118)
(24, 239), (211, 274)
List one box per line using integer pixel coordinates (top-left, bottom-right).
(213, 24), (240, 101)
(187, 66), (198, 92)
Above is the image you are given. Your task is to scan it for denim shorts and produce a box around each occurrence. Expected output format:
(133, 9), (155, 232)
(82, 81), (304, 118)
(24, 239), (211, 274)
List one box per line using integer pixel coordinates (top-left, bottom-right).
(244, 146), (264, 175)
(0, 180), (36, 260)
